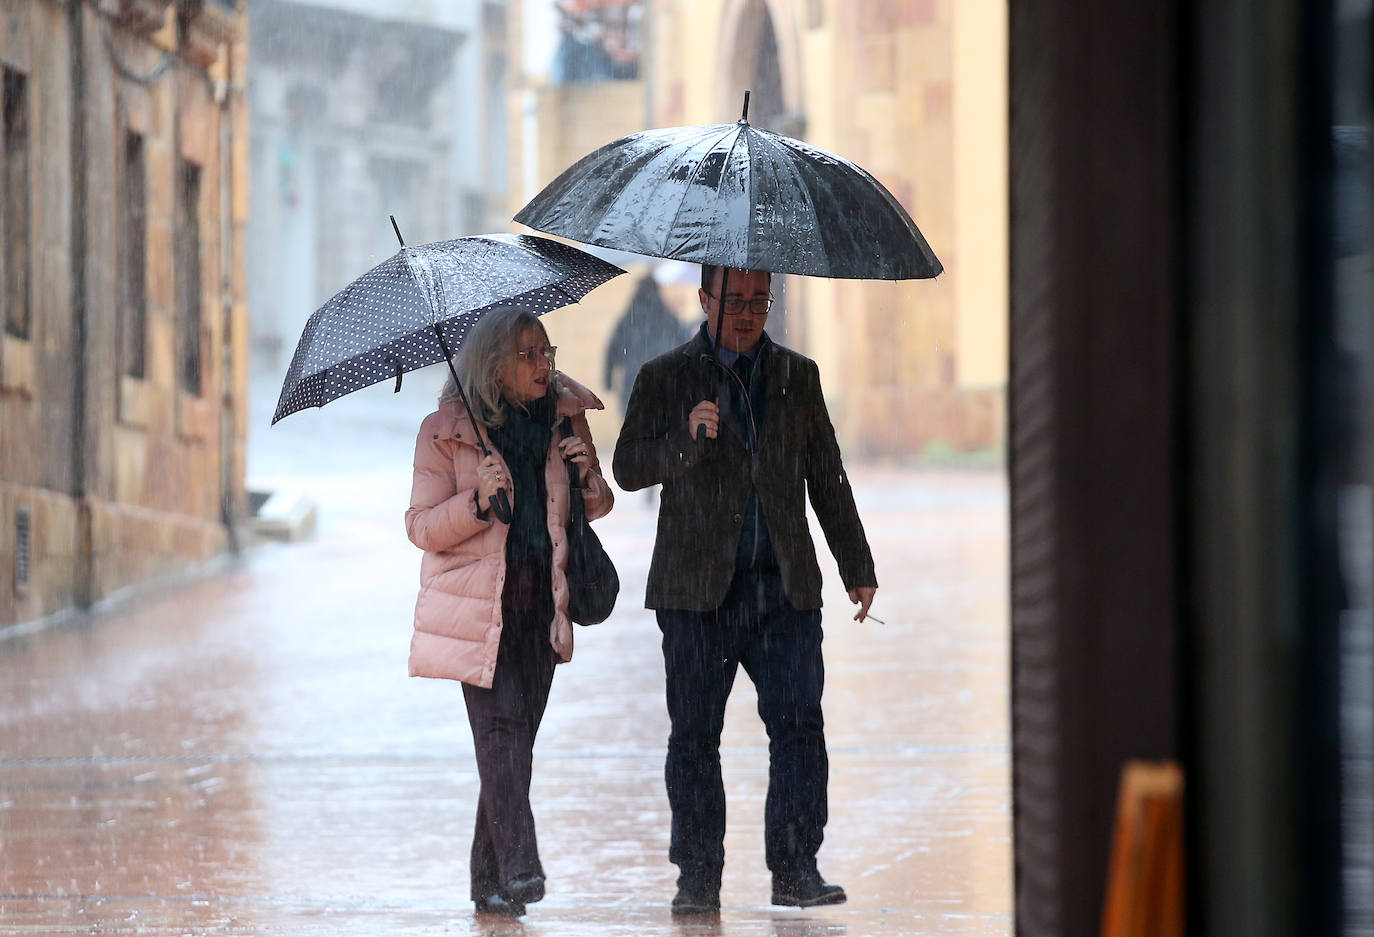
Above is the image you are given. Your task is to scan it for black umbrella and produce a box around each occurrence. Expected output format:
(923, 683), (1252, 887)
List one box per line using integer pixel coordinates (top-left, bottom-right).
(514, 91), (942, 281)
(272, 222), (626, 520)
(514, 91), (942, 441)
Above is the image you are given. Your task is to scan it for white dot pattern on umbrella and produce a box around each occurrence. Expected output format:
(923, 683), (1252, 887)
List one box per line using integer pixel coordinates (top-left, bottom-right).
(272, 234), (624, 424)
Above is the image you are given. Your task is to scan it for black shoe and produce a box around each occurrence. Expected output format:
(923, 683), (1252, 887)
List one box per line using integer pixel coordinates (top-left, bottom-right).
(671, 880), (721, 915)
(474, 894), (526, 917)
(771, 868), (847, 907)
(504, 873), (546, 905)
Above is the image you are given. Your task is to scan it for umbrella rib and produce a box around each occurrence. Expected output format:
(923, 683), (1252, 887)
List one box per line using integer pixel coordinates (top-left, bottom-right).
(782, 134), (940, 277)
(660, 124), (742, 261)
(396, 248), (436, 330)
(709, 126), (751, 264)
(744, 126), (758, 268)
(756, 130), (827, 275)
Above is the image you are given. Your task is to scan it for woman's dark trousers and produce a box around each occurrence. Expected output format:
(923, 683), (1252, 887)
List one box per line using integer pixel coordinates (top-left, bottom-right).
(461, 612), (556, 900)
(657, 569), (828, 885)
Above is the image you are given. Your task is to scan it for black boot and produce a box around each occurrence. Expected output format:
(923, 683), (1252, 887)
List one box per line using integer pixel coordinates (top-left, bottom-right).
(771, 867), (846, 907)
(671, 868), (721, 915)
(504, 873), (546, 905)
(474, 893), (526, 917)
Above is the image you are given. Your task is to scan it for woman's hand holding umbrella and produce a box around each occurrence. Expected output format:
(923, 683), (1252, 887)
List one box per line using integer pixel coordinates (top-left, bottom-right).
(475, 456), (510, 517)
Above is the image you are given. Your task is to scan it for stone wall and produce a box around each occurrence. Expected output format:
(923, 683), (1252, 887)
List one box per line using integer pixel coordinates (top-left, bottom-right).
(0, 1), (249, 629)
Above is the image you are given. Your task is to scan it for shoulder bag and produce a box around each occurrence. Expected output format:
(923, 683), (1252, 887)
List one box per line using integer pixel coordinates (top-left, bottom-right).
(560, 417), (619, 625)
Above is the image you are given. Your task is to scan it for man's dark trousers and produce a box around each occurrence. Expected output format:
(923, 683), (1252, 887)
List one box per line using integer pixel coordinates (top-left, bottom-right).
(657, 567), (827, 883)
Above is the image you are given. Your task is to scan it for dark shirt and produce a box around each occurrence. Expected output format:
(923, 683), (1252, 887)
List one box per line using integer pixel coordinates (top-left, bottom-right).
(489, 394), (554, 628)
(707, 324), (777, 572)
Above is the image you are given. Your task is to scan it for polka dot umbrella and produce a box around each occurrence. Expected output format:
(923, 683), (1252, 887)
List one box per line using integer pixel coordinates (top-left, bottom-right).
(271, 227), (625, 523)
(271, 230), (625, 427)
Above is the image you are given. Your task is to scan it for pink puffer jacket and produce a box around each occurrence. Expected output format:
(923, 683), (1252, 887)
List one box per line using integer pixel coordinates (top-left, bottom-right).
(404, 375), (613, 687)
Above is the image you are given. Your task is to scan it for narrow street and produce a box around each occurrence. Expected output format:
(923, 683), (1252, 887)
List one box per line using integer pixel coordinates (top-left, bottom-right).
(1, 377), (1011, 936)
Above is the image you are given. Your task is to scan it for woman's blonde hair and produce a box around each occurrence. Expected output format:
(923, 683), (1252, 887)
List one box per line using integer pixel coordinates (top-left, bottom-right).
(440, 306), (557, 427)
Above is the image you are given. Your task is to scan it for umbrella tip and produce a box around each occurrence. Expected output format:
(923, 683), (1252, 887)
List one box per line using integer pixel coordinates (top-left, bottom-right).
(390, 214), (405, 247)
(740, 89), (751, 123)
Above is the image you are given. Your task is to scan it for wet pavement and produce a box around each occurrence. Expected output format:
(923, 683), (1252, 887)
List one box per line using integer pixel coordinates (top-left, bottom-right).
(1, 375), (1011, 936)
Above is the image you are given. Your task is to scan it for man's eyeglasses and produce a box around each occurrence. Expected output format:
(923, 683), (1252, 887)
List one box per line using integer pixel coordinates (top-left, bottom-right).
(516, 345), (557, 364)
(705, 292), (774, 316)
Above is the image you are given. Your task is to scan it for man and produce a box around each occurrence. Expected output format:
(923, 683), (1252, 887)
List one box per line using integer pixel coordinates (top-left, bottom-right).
(603, 274), (687, 418)
(612, 265), (878, 913)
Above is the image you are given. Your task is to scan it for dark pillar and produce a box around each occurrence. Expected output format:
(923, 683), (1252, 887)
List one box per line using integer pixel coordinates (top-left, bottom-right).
(1008, 4), (1182, 936)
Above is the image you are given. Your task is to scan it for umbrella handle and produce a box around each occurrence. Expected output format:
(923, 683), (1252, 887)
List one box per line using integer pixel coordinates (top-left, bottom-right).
(695, 262), (734, 455)
(491, 489), (512, 525)
(433, 323), (513, 525)
(695, 353), (723, 453)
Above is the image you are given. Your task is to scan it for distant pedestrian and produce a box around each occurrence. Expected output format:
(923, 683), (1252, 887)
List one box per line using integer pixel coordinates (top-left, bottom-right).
(404, 306), (614, 918)
(613, 265), (877, 914)
(604, 275), (687, 417)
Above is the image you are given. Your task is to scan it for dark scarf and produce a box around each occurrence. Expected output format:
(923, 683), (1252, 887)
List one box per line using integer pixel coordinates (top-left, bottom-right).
(489, 393), (555, 624)
(694, 324), (777, 572)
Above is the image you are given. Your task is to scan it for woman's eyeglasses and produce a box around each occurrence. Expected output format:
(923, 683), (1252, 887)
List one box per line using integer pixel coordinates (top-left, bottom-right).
(515, 345), (557, 364)
(705, 292), (774, 316)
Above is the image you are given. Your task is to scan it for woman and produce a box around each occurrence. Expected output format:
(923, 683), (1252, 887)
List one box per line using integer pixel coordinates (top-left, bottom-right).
(404, 306), (614, 917)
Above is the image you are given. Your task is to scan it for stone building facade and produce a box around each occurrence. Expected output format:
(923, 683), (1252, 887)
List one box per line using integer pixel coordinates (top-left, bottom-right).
(503, 0), (648, 454)
(0, 0), (250, 629)
(509, 0), (1007, 458)
(245, 0), (508, 378)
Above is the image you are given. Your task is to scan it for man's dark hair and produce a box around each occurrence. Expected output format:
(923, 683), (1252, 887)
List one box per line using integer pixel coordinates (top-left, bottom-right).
(700, 264), (769, 292)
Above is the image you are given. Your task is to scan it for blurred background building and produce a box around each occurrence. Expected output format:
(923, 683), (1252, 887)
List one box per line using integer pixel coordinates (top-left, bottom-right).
(0, 0), (249, 629)
(245, 0), (511, 377)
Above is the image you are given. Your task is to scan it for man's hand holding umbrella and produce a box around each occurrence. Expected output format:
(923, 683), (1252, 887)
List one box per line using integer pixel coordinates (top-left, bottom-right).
(474, 455), (510, 519)
(689, 399), (719, 441)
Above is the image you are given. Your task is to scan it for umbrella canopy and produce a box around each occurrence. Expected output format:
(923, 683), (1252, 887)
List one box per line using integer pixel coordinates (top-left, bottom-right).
(513, 108), (942, 280)
(271, 233), (625, 425)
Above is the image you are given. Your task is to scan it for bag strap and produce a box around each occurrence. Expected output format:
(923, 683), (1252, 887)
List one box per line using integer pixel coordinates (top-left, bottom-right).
(559, 416), (585, 524)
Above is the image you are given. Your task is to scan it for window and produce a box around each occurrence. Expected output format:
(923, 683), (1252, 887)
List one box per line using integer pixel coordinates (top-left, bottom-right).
(176, 159), (202, 395)
(551, 0), (642, 83)
(3, 66), (31, 340)
(14, 507), (29, 596)
(120, 132), (147, 378)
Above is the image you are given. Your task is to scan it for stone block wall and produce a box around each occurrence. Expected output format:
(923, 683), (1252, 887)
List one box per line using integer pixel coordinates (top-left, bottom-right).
(0, 1), (249, 630)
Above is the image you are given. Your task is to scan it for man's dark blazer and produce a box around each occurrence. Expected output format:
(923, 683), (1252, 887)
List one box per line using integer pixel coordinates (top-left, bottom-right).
(612, 328), (877, 612)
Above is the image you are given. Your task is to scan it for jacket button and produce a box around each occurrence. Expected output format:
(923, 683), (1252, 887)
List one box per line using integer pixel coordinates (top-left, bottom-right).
(733, 513), (742, 524)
